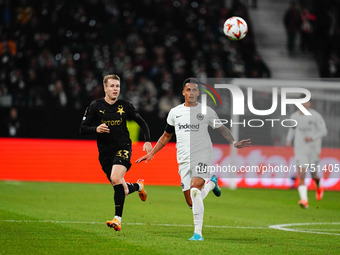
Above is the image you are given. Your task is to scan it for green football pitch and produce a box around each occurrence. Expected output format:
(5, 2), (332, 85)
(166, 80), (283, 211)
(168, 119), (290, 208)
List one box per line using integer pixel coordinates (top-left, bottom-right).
(1, 181), (339, 255)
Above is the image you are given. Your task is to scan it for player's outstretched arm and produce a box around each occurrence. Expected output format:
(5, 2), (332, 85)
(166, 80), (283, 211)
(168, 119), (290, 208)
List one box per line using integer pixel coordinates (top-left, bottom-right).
(143, 142), (152, 154)
(136, 131), (173, 163)
(217, 125), (251, 148)
(234, 139), (252, 148)
(217, 125), (235, 144)
(129, 108), (152, 148)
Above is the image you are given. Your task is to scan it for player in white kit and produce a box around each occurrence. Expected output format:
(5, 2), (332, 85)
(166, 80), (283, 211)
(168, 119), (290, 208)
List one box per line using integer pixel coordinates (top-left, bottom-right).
(286, 96), (327, 209)
(136, 78), (251, 241)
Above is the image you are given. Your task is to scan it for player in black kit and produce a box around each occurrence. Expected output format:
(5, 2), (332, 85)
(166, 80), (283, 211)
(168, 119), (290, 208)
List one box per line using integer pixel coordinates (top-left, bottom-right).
(80, 74), (152, 231)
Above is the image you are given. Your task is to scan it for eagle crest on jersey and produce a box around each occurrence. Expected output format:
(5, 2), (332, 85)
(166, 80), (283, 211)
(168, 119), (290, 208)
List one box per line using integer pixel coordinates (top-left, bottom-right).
(196, 113), (204, 120)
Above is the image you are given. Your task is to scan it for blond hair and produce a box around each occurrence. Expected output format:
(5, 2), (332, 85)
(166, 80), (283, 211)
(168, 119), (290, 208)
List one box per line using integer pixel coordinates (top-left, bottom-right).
(103, 74), (120, 86)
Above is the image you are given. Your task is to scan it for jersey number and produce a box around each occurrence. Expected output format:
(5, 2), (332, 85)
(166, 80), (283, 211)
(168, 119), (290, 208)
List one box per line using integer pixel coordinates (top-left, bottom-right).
(116, 150), (130, 160)
(197, 162), (208, 173)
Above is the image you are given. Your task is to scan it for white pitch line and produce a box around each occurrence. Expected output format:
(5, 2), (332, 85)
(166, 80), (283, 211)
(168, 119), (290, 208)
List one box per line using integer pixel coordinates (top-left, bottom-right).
(2, 220), (339, 235)
(0, 219), (266, 229)
(297, 228), (340, 232)
(269, 222), (340, 236)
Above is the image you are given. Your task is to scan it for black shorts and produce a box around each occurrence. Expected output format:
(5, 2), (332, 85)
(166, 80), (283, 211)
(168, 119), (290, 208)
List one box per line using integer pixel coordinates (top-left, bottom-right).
(99, 146), (132, 182)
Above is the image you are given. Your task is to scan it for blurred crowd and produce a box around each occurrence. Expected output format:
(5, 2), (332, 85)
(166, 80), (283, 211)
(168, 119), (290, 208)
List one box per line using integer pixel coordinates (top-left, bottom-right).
(0, 0), (269, 120)
(283, 0), (340, 77)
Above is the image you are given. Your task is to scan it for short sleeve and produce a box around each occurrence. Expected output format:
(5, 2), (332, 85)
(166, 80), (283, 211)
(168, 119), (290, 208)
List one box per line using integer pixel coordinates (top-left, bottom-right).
(207, 107), (222, 129)
(167, 109), (175, 126)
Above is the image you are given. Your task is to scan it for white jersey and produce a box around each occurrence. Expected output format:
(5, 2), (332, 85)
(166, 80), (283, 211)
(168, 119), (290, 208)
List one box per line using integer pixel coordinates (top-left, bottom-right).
(286, 108), (327, 156)
(167, 103), (222, 164)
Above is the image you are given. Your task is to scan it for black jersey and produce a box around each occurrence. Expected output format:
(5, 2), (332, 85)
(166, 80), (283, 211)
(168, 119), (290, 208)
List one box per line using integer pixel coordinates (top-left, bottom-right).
(80, 98), (151, 157)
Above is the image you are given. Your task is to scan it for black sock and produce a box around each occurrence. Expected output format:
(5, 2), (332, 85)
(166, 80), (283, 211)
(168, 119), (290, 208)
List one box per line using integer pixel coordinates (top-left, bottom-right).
(127, 183), (140, 194)
(113, 184), (125, 217)
(314, 178), (320, 188)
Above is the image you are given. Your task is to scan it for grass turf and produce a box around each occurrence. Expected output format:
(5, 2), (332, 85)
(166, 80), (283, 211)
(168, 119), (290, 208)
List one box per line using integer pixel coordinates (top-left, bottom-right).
(0, 181), (339, 255)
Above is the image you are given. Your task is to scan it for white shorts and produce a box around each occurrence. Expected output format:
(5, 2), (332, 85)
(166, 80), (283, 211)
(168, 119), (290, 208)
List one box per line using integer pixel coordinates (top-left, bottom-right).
(178, 161), (210, 191)
(295, 153), (320, 167)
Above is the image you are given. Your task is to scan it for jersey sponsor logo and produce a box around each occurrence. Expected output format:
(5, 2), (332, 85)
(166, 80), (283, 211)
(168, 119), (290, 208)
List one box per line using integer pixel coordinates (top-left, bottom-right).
(117, 105), (125, 115)
(99, 110), (105, 114)
(178, 123), (200, 131)
(176, 115), (182, 118)
(196, 113), (204, 120)
(101, 118), (123, 126)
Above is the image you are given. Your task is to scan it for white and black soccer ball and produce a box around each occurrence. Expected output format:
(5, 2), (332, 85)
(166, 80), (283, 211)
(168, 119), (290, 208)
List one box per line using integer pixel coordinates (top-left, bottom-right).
(223, 16), (248, 41)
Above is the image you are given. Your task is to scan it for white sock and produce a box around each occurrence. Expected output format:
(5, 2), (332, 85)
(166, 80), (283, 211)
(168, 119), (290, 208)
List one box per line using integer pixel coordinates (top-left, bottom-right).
(191, 188), (204, 236)
(201, 180), (215, 200)
(298, 185), (308, 201)
(137, 183), (142, 191)
(114, 216), (121, 223)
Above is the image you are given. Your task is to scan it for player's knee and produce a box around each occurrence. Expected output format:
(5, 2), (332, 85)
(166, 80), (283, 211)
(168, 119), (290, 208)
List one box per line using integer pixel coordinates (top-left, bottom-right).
(190, 180), (204, 190)
(110, 176), (122, 185)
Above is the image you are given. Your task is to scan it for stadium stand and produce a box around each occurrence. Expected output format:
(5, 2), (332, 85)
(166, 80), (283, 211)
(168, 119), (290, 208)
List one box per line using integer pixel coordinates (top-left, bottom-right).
(3, 0), (339, 139)
(0, 0), (268, 139)
(0, 0), (266, 107)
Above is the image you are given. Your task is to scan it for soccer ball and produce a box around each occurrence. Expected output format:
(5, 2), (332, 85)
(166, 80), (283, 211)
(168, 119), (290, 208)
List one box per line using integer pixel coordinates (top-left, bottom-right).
(223, 17), (248, 41)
